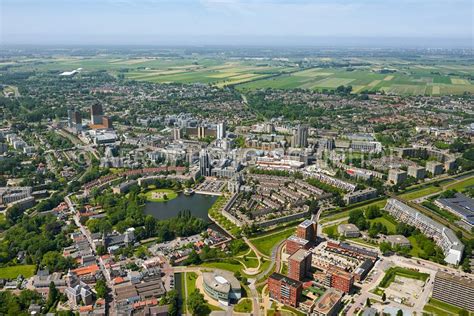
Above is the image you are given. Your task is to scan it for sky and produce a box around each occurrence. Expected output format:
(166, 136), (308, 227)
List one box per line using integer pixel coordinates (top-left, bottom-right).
(1, 0), (473, 47)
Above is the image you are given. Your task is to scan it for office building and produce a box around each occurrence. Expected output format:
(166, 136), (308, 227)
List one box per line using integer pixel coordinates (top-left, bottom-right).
(291, 124), (308, 148)
(337, 224), (360, 238)
(288, 249), (312, 281)
(68, 109), (79, 127)
(385, 235), (411, 248)
(268, 273), (302, 308)
(90, 103), (104, 125)
(173, 128), (181, 140)
(202, 271), (241, 306)
(217, 122), (226, 140)
(432, 271), (474, 312)
(199, 149), (211, 177)
(102, 116), (113, 129)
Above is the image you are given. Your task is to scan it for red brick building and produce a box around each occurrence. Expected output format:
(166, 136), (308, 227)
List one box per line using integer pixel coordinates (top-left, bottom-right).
(285, 235), (311, 255)
(268, 273), (303, 308)
(288, 249), (312, 281)
(296, 219), (317, 241)
(329, 269), (354, 293)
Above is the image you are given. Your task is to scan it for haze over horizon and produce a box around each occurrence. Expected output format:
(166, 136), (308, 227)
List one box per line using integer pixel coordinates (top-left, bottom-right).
(1, 0), (473, 48)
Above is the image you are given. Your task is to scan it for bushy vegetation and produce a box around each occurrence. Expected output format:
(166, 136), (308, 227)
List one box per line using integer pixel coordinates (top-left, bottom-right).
(0, 290), (43, 315)
(0, 215), (72, 267)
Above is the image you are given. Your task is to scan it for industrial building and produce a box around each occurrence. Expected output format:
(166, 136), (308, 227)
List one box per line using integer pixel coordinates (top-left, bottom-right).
(432, 271), (474, 312)
(435, 193), (474, 226)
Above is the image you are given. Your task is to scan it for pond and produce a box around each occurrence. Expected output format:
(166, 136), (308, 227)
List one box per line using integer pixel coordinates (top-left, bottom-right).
(143, 192), (218, 223)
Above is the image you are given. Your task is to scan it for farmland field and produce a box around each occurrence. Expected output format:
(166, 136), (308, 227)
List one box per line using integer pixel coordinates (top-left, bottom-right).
(4, 55), (474, 95)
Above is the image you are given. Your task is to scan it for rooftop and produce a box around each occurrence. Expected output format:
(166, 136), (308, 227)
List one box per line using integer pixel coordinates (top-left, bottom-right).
(289, 249), (311, 262)
(269, 273), (302, 288)
(437, 193), (474, 224)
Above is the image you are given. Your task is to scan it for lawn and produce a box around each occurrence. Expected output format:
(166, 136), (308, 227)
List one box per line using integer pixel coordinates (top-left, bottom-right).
(446, 176), (474, 191)
(239, 255), (259, 269)
(185, 272), (197, 295)
(322, 223), (341, 237)
(319, 198), (387, 224)
(143, 189), (178, 202)
(408, 236), (425, 257)
(199, 261), (243, 274)
(249, 227), (295, 257)
(234, 298), (253, 313)
(379, 267), (429, 288)
(399, 186), (442, 200)
(368, 214), (397, 234)
(0, 265), (36, 279)
(423, 298), (473, 316)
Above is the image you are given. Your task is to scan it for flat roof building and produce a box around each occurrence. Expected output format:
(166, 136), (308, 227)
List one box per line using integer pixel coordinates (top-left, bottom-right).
(296, 219), (317, 242)
(407, 165), (426, 179)
(337, 224), (360, 238)
(385, 198), (464, 265)
(388, 169), (407, 185)
(435, 193), (474, 226)
(385, 235), (411, 248)
(432, 271), (474, 312)
(288, 249), (312, 281)
(268, 273), (302, 308)
(286, 235), (311, 255)
(312, 288), (343, 316)
(202, 271), (241, 306)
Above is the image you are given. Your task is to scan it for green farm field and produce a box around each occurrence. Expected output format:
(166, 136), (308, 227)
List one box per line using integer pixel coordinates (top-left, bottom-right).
(5, 56), (474, 95)
(238, 65), (474, 95)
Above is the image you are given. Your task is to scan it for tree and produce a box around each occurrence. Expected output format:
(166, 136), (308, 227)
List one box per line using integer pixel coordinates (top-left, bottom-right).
(397, 309), (403, 316)
(379, 242), (392, 255)
(96, 245), (107, 256)
(458, 309), (469, 316)
(0, 175), (6, 186)
(95, 279), (107, 298)
(183, 250), (201, 266)
(234, 271), (242, 280)
(382, 292), (386, 302)
(187, 289), (211, 316)
(365, 206), (381, 219)
(366, 297), (371, 307)
(47, 281), (59, 309)
(6, 205), (23, 225)
(161, 290), (179, 316)
(144, 215), (156, 238)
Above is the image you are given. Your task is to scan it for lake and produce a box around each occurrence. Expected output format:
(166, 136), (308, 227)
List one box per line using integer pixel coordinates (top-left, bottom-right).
(143, 193), (218, 222)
